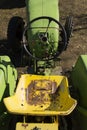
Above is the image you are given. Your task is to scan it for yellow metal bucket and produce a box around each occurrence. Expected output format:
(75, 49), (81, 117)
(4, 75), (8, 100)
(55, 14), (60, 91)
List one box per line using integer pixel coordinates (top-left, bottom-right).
(4, 74), (77, 116)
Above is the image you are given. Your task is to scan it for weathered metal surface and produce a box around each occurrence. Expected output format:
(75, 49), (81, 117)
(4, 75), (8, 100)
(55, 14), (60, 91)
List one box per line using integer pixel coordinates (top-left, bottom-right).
(26, 79), (57, 105)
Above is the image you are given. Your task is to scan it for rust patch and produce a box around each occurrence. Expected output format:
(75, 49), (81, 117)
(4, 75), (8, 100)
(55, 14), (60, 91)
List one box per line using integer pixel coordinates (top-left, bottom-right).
(22, 123), (28, 129)
(25, 79), (57, 105)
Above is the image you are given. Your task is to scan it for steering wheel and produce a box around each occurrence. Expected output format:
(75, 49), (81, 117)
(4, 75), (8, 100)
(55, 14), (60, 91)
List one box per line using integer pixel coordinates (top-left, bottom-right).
(23, 16), (67, 60)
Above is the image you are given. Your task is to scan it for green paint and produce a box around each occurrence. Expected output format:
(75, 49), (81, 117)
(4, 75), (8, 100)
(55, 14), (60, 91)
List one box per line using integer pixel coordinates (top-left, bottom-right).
(26, 0), (59, 59)
(0, 56), (17, 116)
(71, 55), (87, 130)
(71, 55), (87, 108)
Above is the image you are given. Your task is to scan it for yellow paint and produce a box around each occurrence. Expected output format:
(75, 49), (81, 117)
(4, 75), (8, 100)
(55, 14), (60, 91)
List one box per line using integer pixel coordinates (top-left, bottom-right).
(4, 74), (77, 116)
(16, 122), (58, 130)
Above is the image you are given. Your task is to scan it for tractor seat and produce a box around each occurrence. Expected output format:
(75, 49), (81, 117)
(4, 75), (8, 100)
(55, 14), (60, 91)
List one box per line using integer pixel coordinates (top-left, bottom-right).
(4, 74), (77, 116)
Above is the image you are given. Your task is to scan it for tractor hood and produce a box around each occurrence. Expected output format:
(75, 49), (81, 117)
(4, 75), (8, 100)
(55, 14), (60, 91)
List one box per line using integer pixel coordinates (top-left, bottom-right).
(25, 0), (59, 59)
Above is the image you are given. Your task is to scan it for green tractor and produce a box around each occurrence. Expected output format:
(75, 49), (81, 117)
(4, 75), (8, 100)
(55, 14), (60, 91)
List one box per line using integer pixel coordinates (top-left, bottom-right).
(1, 0), (87, 130)
(7, 0), (73, 70)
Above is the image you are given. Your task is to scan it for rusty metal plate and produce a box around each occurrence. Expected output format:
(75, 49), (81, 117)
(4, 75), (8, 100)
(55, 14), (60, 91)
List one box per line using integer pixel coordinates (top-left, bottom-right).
(25, 79), (57, 105)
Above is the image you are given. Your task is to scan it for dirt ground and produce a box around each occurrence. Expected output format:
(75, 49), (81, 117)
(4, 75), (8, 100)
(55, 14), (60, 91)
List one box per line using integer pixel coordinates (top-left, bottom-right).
(0, 0), (87, 71)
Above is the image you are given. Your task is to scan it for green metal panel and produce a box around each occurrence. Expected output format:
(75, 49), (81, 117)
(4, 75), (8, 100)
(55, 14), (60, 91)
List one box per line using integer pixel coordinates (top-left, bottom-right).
(25, 0), (59, 58)
(26, 0), (59, 21)
(71, 55), (87, 108)
(71, 55), (87, 130)
(0, 56), (17, 115)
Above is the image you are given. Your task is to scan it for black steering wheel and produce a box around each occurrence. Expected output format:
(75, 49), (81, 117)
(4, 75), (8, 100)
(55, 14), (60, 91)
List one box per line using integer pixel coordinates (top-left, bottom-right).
(23, 16), (67, 60)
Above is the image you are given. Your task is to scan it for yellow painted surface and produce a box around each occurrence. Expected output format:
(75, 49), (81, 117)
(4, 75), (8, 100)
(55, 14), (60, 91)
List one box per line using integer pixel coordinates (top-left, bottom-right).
(4, 74), (77, 116)
(16, 122), (58, 130)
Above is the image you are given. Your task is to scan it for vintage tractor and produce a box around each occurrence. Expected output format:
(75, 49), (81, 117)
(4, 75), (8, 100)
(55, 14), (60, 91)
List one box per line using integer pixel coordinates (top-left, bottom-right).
(0, 0), (78, 130)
